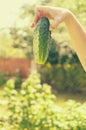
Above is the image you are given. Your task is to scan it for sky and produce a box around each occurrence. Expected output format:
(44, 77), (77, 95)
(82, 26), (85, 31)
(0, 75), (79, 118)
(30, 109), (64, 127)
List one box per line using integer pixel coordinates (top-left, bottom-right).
(0, 0), (38, 28)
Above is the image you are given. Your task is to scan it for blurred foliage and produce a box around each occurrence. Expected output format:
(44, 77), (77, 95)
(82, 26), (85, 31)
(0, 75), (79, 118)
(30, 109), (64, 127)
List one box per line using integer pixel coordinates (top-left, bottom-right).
(0, 0), (86, 58)
(0, 70), (23, 88)
(14, 70), (23, 90)
(1, 72), (86, 130)
(0, 29), (25, 58)
(46, 39), (59, 65)
(46, 38), (79, 65)
(43, 38), (85, 94)
(0, 0), (86, 94)
(0, 71), (9, 86)
(38, 63), (86, 94)
(10, 27), (33, 58)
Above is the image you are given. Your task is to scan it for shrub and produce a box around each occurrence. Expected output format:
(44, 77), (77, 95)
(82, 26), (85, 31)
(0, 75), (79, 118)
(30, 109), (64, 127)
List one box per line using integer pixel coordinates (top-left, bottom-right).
(0, 70), (23, 89)
(14, 70), (23, 90)
(0, 71), (8, 86)
(2, 72), (86, 130)
(38, 63), (86, 94)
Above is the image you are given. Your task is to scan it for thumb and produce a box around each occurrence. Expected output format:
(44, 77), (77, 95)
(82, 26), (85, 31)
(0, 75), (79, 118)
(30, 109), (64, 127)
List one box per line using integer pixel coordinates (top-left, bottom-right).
(49, 20), (58, 30)
(31, 11), (41, 28)
(49, 17), (62, 30)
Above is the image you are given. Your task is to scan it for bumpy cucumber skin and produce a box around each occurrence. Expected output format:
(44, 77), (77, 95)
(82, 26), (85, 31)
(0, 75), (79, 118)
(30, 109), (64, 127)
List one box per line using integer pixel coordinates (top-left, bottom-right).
(33, 17), (51, 64)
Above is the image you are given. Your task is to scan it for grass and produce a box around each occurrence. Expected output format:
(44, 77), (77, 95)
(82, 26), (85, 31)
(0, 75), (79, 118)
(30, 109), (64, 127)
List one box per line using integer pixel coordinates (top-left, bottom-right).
(56, 92), (86, 106)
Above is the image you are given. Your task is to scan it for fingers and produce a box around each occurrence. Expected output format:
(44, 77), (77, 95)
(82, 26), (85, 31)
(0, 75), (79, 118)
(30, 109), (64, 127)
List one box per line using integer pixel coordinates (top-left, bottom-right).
(31, 10), (40, 27)
(31, 6), (50, 28)
(50, 16), (63, 30)
(50, 18), (58, 30)
(31, 6), (44, 28)
(31, 6), (63, 30)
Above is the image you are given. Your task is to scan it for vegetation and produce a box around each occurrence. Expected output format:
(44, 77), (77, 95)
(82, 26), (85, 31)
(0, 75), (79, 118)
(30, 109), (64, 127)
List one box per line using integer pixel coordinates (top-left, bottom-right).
(0, 0), (86, 129)
(0, 71), (8, 86)
(0, 0), (86, 58)
(0, 0), (85, 93)
(0, 72), (86, 130)
(38, 63), (86, 94)
(0, 71), (22, 88)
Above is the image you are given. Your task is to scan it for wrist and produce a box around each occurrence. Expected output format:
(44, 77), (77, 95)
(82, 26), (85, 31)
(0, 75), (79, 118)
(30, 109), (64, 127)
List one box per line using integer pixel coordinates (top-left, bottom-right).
(64, 9), (74, 23)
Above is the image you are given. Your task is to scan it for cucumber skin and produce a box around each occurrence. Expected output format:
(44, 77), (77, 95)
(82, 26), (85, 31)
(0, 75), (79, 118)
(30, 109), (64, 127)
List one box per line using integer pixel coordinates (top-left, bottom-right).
(33, 17), (51, 64)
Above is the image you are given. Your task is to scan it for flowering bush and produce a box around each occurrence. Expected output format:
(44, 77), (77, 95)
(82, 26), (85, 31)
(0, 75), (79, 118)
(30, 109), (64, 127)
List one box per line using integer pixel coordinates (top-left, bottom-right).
(1, 72), (86, 130)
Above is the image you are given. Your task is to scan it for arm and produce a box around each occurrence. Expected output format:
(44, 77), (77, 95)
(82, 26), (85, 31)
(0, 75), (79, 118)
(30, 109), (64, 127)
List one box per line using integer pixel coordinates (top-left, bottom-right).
(64, 11), (86, 71)
(31, 6), (86, 71)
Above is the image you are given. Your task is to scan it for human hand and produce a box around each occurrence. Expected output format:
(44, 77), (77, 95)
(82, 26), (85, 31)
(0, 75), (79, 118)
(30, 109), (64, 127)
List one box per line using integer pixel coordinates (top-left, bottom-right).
(31, 6), (70, 30)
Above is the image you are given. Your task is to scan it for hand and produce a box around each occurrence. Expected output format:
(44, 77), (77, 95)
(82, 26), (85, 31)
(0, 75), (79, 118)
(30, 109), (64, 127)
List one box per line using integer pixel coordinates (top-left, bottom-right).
(31, 6), (70, 30)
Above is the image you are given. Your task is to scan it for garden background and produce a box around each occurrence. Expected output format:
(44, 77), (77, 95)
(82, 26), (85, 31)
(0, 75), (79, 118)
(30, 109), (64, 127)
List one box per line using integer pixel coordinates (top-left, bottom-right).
(0, 0), (86, 130)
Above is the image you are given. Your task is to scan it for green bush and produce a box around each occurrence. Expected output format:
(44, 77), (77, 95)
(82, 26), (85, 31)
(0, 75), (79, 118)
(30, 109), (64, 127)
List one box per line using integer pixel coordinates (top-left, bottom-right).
(1, 72), (86, 130)
(0, 70), (23, 89)
(0, 71), (8, 86)
(38, 37), (86, 94)
(14, 70), (23, 90)
(38, 63), (86, 94)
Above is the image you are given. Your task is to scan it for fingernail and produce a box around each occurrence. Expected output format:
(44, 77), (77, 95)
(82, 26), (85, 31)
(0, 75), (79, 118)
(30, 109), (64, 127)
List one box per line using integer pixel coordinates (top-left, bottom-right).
(49, 27), (52, 31)
(30, 23), (34, 28)
(49, 25), (55, 31)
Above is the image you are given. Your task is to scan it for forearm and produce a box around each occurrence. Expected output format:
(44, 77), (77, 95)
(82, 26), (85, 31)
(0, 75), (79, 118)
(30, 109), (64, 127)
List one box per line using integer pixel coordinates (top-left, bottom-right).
(64, 11), (86, 71)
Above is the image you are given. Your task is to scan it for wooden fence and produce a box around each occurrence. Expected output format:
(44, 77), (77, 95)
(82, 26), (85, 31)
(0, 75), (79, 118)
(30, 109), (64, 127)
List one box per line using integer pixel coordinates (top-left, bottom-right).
(0, 58), (33, 78)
